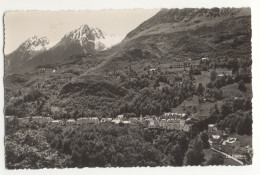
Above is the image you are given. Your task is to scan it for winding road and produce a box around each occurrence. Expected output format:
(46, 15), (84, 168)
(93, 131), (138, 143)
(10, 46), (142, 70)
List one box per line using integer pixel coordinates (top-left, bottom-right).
(211, 147), (244, 165)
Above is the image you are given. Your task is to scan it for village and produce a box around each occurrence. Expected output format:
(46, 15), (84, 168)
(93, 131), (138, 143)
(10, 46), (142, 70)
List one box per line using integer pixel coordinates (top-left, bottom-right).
(5, 112), (252, 165)
(207, 124), (253, 165)
(5, 112), (192, 132)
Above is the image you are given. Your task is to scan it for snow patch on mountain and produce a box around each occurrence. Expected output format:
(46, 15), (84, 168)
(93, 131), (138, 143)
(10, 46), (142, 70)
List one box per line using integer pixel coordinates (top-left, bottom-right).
(63, 24), (122, 52)
(21, 36), (50, 53)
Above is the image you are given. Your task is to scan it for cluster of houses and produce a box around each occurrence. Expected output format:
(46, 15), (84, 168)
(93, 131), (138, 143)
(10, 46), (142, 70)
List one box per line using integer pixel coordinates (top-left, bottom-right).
(141, 112), (194, 132)
(5, 116), (101, 126)
(208, 124), (252, 162)
(5, 112), (196, 133)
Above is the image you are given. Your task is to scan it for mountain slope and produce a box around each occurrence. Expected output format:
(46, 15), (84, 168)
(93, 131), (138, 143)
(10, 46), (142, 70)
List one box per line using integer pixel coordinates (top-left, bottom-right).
(5, 36), (50, 74)
(5, 25), (119, 74)
(87, 8), (251, 76)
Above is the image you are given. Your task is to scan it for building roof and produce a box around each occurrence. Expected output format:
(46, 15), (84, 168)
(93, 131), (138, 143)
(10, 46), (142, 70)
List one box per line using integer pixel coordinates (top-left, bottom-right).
(212, 135), (221, 139)
(5, 116), (15, 119)
(52, 120), (62, 123)
(33, 116), (43, 119)
(112, 119), (121, 124)
(78, 117), (88, 120)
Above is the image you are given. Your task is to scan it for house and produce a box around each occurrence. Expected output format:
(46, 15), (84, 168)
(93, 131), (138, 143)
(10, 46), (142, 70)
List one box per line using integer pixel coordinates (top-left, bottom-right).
(122, 121), (131, 126)
(180, 119), (185, 127)
(100, 118), (107, 123)
(167, 123), (175, 130)
(218, 74), (224, 78)
(100, 118), (113, 123)
(161, 119), (168, 129)
(208, 124), (217, 133)
(66, 119), (77, 125)
(42, 117), (53, 123)
(129, 117), (138, 124)
(51, 120), (64, 125)
(111, 119), (121, 124)
(148, 119), (156, 128)
(5, 116), (16, 122)
(32, 116), (43, 123)
(232, 147), (246, 160)
(183, 124), (192, 132)
(154, 120), (160, 128)
(174, 123), (180, 130)
(77, 117), (88, 125)
(139, 115), (143, 122)
(222, 137), (240, 147)
(209, 135), (221, 147)
(89, 117), (99, 124)
(107, 118), (113, 122)
(18, 117), (30, 123)
(117, 115), (124, 121)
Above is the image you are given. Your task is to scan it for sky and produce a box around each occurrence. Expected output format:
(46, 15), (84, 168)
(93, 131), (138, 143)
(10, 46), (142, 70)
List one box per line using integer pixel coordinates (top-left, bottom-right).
(4, 9), (160, 54)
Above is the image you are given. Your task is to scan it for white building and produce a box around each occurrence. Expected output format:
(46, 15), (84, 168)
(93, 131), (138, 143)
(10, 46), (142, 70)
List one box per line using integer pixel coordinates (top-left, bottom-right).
(51, 120), (64, 125)
(208, 124), (217, 132)
(66, 119), (77, 125)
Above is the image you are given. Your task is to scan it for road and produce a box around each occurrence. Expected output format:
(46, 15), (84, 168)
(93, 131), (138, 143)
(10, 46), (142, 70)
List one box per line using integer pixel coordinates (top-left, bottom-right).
(211, 147), (244, 165)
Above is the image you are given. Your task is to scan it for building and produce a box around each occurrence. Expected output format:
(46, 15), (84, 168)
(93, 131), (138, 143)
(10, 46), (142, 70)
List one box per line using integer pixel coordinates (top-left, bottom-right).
(5, 116), (16, 122)
(122, 121), (131, 126)
(232, 147), (246, 161)
(222, 137), (240, 147)
(117, 115), (124, 121)
(100, 118), (107, 123)
(18, 117), (30, 123)
(111, 119), (121, 124)
(51, 120), (64, 125)
(160, 119), (168, 129)
(42, 117), (53, 123)
(66, 119), (77, 125)
(129, 117), (138, 124)
(167, 123), (175, 130)
(91, 117), (99, 124)
(208, 124), (217, 133)
(32, 116), (43, 123)
(210, 135), (222, 148)
(77, 117), (88, 125)
(182, 124), (192, 132)
(180, 119), (185, 127)
(148, 119), (156, 128)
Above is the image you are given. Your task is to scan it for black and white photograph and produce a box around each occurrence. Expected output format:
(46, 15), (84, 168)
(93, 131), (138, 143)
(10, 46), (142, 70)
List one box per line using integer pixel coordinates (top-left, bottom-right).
(1, 1), (257, 171)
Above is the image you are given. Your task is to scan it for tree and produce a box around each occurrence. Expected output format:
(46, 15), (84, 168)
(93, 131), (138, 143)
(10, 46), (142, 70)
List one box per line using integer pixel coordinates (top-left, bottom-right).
(184, 139), (205, 166)
(238, 80), (246, 92)
(210, 70), (217, 81)
(207, 153), (224, 165)
(197, 83), (205, 96)
(199, 131), (210, 149)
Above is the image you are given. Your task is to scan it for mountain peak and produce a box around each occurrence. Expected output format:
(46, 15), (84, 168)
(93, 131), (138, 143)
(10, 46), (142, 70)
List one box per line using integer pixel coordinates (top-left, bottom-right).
(21, 36), (50, 52)
(63, 24), (105, 42)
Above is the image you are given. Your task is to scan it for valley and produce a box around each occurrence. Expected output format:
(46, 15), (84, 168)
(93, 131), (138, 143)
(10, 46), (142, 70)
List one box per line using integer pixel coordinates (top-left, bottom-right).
(4, 8), (252, 168)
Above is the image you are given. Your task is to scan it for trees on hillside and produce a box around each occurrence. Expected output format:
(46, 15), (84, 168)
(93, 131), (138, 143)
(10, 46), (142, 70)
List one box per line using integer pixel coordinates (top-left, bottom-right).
(238, 80), (246, 92)
(207, 153), (224, 165)
(197, 83), (205, 96)
(210, 70), (217, 81)
(184, 139), (205, 166)
(199, 131), (210, 149)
